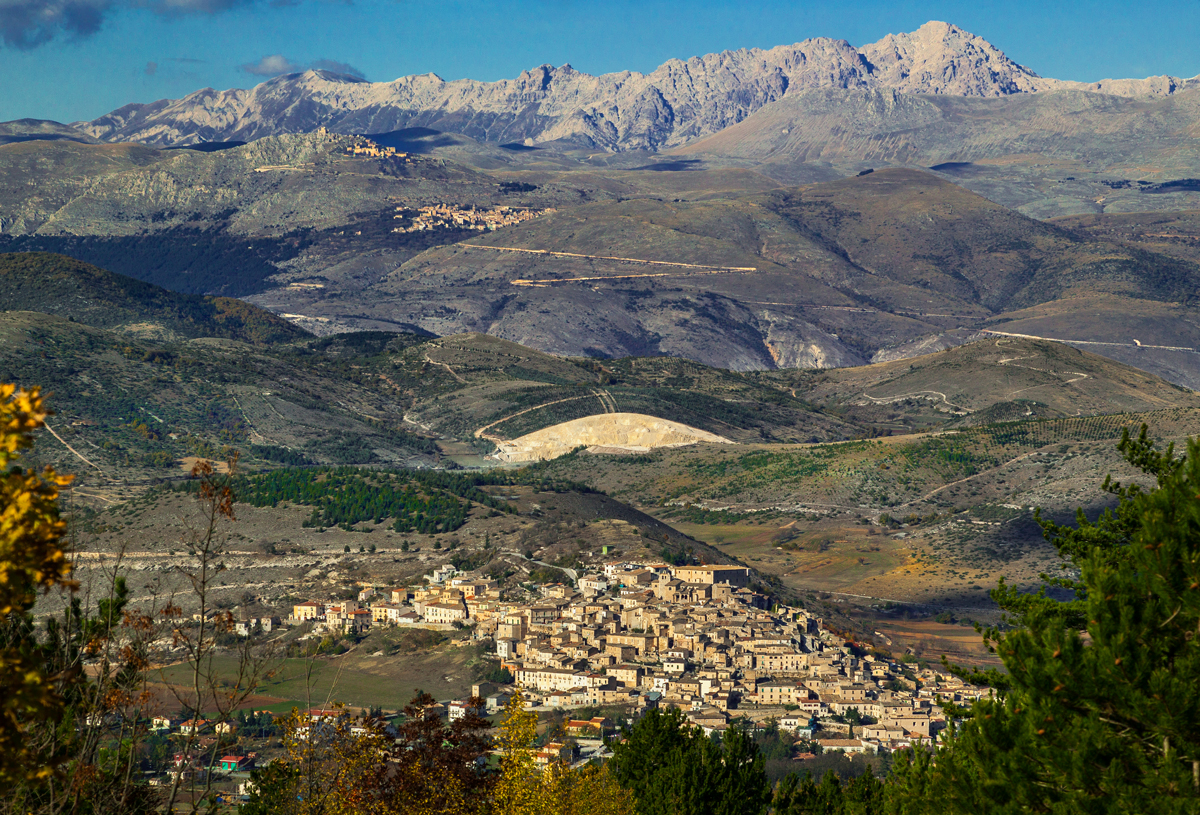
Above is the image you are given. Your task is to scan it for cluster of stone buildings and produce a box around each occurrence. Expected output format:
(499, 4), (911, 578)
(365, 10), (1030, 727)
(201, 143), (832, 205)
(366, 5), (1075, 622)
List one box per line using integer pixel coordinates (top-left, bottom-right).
(497, 561), (989, 753)
(287, 559), (992, 755)
(340, 135), (410, 161)
(392, 204), (553, 233)
(290, 570), (503, 635)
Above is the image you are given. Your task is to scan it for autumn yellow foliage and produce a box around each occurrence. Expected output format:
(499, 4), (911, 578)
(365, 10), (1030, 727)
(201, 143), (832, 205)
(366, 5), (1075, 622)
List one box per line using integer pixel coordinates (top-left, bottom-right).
(492, 690), (541, 815)
(537, 762), (639, 815)
(267, 705), (392, 815)
(0, 384), (75, 784)
(493, 691), (635, 815)
(247, 697), (493, 815)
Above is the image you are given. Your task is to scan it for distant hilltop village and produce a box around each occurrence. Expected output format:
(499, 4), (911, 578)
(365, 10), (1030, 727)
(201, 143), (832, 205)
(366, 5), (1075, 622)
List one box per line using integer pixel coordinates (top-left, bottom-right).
(313, 128), (556, 234)
(316, 127), (414, 162)
(276, 560), (992, 754)
(393, 203), (555, 233)
(342, 136), (409, 161)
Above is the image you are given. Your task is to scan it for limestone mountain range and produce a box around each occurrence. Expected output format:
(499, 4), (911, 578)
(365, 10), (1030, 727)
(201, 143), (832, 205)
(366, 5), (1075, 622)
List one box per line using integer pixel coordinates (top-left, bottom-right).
(80, 21), (1199, 151)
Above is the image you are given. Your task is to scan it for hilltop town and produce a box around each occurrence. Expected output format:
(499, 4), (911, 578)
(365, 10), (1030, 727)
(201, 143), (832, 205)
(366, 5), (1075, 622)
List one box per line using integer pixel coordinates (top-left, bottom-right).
(285, 560), (992, 756)
(336, 132), (412, 162)
(393, 203), (555, 233)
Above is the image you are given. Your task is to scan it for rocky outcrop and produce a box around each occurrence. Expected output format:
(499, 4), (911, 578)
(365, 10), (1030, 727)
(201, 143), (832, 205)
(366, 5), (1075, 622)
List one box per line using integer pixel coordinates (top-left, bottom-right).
(77, 21), (1200, 150)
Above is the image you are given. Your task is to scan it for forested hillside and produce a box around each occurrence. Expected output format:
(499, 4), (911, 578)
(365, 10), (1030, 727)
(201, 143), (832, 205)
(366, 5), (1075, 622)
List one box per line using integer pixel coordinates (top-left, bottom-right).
(225, 467), (518, 534)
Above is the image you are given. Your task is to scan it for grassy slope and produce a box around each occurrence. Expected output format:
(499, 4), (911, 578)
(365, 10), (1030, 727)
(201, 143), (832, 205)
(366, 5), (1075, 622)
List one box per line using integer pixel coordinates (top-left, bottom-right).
(154, 645), (478, 712)
(1050, 210), (1200, 268)
(0, 312), (439, 491)
(542, 408), (1200, 516)
(536, 405), (1200, 614)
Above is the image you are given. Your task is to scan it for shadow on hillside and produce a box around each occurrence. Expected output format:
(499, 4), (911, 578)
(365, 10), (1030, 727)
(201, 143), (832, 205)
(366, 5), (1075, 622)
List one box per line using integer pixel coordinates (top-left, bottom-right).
(368, 128), (463, 154)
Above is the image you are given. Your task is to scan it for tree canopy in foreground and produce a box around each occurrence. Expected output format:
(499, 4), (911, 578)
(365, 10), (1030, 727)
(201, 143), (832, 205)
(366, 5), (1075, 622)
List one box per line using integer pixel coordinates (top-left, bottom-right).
(886, 426), (1200, 814)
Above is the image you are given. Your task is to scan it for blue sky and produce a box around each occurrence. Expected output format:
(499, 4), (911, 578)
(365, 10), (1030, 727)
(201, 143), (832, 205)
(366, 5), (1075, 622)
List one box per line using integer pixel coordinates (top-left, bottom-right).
(2, 0), (1199, 124)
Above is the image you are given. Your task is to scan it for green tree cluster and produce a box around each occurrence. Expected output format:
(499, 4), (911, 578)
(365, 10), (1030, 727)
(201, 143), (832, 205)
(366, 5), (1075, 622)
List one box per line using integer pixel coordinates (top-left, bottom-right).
(773, 771), (885, 815)
(192, 466), (515, 534)
(610, 707), (771, 815)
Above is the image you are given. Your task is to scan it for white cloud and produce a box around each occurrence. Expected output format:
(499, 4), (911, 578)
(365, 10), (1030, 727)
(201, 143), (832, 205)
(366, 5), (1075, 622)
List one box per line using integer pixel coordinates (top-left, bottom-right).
(240, 53), (305, 76)
(310, 58), (364, 79)
(240, 53), (365, 79)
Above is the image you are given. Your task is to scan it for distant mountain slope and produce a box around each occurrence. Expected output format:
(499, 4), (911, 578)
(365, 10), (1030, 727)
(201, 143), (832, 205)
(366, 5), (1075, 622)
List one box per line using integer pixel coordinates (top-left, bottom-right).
(290, 169), (1200, 380)
(1049, 210), (1200, 267)
(0, 131), (498, 239)
(0, 252), (309, 344)
(0, 131), (581, 296)
(764, 337), (1200, 426)
(762, 169), (1200, 311)
(677, 86), (1200, 176)
(0, 140), (166, 235)
(0, 313), (441, 487)
(0, 119), (99, 146)
(76, 21), (1198, 150)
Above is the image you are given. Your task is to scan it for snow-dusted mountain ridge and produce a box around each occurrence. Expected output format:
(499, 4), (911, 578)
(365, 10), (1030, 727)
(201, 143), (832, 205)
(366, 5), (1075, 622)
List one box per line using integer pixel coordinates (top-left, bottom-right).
(81, 21), (1199, 149)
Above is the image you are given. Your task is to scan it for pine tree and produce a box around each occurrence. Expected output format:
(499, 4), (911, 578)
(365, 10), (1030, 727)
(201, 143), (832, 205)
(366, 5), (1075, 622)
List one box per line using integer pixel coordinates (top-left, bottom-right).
(889, 426), (1200, 814)
(610, 707), (770, 815)
(773, 770), (885, 815)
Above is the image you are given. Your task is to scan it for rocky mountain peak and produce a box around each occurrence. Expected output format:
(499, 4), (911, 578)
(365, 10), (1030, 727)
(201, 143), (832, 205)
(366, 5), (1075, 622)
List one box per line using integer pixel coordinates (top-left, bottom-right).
(860, 20), (1047, 96)
(76, 21), (1197, 149)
